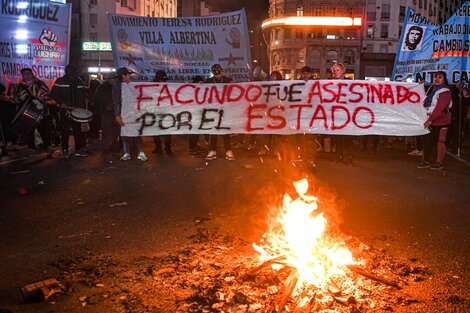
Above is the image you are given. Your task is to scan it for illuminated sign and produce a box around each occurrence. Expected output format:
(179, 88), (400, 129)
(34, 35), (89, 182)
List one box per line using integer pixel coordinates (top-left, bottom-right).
(262, 16), (363, 29)
(88, 67), (116, 73)
(82, 42), (112, 51)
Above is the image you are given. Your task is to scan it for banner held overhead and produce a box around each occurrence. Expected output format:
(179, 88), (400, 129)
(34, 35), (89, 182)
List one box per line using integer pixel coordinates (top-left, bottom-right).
(107, 9), (252, 82)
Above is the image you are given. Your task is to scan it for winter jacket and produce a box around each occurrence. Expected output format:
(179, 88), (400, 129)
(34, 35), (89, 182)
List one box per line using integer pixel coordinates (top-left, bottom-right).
(426, 87), (452, 126)
(95, 80), (115, 115)
(51, 75), (87, 109)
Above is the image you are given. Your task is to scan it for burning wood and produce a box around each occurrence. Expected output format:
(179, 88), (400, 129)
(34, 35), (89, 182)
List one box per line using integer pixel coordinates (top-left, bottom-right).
(346, 264), (401, 289)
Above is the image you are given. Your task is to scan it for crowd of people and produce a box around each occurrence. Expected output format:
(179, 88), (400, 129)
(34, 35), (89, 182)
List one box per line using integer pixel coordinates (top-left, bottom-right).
(0, 63), (469, 171)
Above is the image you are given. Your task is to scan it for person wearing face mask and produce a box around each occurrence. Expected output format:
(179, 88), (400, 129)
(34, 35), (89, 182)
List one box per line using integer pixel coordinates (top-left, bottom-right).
(417, 71), (452, 170)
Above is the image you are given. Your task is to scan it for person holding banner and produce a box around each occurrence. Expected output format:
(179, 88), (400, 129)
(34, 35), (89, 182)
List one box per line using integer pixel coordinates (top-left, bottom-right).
(113, 67), (148, 162)
(330, 63), (353, 165)
(94, 74), (119, 157)
(152, 70), (173, 156)
(418, 71), (452, 170)
(205, 64), (235, 161)
(51, 65), (89, 159)
(12, 68), (53, 158)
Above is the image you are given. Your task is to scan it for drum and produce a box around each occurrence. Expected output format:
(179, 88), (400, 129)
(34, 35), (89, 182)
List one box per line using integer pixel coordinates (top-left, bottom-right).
(11, 98), (44, 137)
(69, 108), (93, 123)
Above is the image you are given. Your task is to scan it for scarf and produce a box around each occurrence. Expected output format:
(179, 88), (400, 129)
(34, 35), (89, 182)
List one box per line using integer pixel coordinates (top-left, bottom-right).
(423, 84), (446, 108)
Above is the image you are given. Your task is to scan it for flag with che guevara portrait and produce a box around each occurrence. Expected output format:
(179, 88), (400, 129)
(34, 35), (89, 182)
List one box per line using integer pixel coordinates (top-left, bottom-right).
(393, 2), (470, 87)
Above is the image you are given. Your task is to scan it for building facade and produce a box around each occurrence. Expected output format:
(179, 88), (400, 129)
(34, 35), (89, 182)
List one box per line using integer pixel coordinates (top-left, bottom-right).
(263, 0), (465, 80)
(263, 0), (365, 80)
(177, 0), (219, 17)
(70, 0), (177, 79)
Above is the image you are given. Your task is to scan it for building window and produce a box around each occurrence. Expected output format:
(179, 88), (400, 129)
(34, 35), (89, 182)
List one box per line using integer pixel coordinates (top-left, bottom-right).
(90, 13), (97, 25)
(380, 24), (388, 38)
(295, 30), (303, 39)
(344, 50), (355, 65)
(128, 0), (136, 10)
(121, 0), (127, 7)
(366, 44), (374, 52)
(399, 6), (406, 22)
(345, 29), (357, 40)
(297, 51), (304, 64)
(380, 44), (388, 53)
(381, 4), (390, 20)
(326, 50), (338, 64)
(297, 6), (303, 16)
(367, 25), (374, 38)
(367, 4), (376, 21)
(313, 6), (321, 16)
(90, 32), (97, 41)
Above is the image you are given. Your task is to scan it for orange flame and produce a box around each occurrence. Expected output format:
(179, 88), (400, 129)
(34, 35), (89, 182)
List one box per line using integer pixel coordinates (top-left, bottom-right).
(253, 178), (355, 290)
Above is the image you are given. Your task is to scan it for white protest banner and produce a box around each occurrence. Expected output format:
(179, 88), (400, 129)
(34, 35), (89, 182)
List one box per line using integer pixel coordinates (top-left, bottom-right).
(107, 9), (252, 82)
(392, 2), (470, 85)
(0, 0), (71, 90)
(119, 80), (428, 137)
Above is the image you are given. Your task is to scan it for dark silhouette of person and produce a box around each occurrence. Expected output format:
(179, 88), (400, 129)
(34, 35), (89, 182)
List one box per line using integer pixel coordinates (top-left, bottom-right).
(403, 26), (423, 51)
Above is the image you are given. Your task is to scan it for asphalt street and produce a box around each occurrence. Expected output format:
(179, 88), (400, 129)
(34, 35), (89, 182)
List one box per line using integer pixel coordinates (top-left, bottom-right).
(0, 136), (469, 312)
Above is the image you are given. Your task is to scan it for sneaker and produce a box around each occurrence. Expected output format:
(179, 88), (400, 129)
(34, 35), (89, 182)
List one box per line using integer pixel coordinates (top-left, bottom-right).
(408, 149), (423, 156)
(206, 150), (217, 160)
(430, 163), (444, 170)
(225, 150), (235, 161)
(74, 150), (88, 157)
(417, 161), (430, 169)
(61, 150), (70, 159)
(137, 152), (148, 161)
(120, 153), (131, 161)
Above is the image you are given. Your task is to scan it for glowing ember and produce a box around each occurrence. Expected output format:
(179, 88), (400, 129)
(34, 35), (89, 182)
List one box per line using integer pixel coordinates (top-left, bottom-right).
(253, 178), (356, 290)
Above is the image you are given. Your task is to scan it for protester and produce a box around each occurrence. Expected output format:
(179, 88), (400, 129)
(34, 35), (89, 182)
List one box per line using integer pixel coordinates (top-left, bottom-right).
(51, 64), (88, 158)
(417, 71), (452, 170)
(12, 68), (53, 158)
(0, 82), (8, 157)
(113, 67), (148, 162)
(446, 83), (468, 154)
(330, 63), (353, 165)
(152, 70), (173, 156)
(258, 70), (282, 157)
(205, 64), (235, 161)
(300, 65), (313, 81)
(188, 75), (206, 155)
(94, 74), (119, 156)
(87, 79), (102, 142)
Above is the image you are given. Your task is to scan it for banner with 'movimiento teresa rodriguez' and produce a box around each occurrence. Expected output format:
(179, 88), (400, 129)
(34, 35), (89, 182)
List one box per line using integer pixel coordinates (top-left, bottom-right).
(119, 80), (427, 137)
(107, 9), (252, 82)
(392, 2), (470, 85)
(0, 0), (71, 90)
